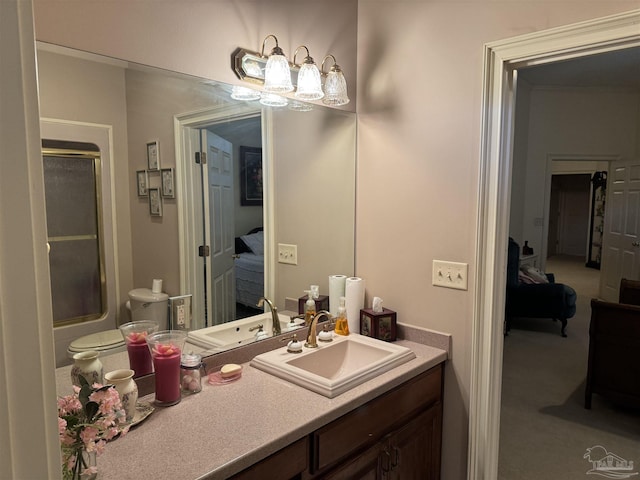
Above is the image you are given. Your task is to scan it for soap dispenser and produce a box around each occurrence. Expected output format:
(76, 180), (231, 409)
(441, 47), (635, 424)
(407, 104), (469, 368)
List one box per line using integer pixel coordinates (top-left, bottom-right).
(334, 296), (350, 336)
(304, 289), (316, 326)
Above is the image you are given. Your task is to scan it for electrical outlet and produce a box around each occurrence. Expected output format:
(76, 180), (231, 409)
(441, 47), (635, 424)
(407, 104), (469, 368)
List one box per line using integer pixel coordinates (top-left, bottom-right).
(169, 295), (192, 330)
(432, 260), (468, 290)
(278, 243), (298, 265)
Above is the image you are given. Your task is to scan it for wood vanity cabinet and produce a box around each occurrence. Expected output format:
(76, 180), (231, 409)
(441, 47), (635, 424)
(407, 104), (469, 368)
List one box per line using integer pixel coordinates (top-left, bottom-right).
(309, 364), (443, 479)
(231, 363), (443, 480)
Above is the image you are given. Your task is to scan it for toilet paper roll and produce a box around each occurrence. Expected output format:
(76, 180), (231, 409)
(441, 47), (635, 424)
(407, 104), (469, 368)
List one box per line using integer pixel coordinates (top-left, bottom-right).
(152, 278), (163, 294)
(329, 275), (347, 315)
(345, 277), (365, 334)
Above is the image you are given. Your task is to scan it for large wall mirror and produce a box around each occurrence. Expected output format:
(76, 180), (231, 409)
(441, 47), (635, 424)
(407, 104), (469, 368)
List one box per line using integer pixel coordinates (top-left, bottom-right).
(36, 43), (356, 366)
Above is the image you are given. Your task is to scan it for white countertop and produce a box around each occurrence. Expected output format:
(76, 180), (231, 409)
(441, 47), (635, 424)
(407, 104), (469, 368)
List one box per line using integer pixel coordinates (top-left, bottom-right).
(77, 339), (446, 479)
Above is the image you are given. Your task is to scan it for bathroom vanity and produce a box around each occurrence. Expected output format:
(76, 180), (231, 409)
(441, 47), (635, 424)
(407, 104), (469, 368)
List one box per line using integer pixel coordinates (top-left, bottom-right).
(233, 363), (443, 479)
(55, 328), (448, 479)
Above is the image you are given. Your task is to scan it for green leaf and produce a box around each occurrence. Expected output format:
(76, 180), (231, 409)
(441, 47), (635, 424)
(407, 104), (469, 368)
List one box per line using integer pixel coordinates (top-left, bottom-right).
(84, 401), (99, 422)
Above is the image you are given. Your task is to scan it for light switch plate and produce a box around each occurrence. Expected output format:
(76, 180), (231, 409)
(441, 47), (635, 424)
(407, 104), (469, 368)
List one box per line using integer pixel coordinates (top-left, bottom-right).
(278, 243), (298, 265)
(432, 260), (468, 290)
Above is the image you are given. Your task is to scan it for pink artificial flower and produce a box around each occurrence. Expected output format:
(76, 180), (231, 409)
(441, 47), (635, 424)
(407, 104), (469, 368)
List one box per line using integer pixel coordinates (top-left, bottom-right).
(93, 439), (107, 455)
(60, 431), (76, 447)
(89, 387), (121, 416)
(58, 417), (67, 435)
(57, 394), (82, 416)
(80, 426), (99, 448)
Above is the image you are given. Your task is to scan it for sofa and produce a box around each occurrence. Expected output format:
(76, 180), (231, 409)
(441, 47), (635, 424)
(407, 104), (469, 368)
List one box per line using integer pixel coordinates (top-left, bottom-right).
(505, 237), (577, 337)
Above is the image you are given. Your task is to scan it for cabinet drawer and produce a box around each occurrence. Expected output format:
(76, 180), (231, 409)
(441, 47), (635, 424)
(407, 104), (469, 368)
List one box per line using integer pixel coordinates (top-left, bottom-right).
(231, 436), (308, 480)
(312, 364), (443, 473)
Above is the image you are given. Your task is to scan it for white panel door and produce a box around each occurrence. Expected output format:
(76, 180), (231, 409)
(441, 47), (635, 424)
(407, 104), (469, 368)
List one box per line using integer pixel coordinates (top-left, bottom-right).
(202, 130), (235, 325)
(600, 161), (640, 301)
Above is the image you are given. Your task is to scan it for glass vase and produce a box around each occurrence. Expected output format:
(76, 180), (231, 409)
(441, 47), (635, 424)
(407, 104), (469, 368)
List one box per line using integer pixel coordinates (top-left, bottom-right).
(146, 330), (187, 406)
(62, 447), (97, 480)
(119, 320), (158, 378)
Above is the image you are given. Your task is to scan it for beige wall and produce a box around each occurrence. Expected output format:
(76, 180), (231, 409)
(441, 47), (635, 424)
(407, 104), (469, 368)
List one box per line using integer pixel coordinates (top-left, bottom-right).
(30, 0), (640, 478)
(272, 107), (357, 305)
(518, 87), (639, 254)
(355, 2), (639, 478)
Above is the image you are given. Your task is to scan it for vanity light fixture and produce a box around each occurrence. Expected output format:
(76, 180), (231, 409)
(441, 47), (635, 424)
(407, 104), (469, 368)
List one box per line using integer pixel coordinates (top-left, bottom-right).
(259, 92), (288, 107)
(261, 35), (293, 94)
(293, 46), (324, 101)
(321, 55), (349, 106)
(230, 85), (261, 101)
(231, 36), (349, 108)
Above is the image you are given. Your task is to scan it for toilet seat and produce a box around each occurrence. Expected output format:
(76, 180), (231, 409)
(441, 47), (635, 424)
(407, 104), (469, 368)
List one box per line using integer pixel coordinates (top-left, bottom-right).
(67, 329), (126, 356)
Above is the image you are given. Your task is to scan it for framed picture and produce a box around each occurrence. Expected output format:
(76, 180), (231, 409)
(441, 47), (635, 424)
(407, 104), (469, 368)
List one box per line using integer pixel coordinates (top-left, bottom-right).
(161, 168), (175, 198)
(147, 140), (160, 171)
(240, 146), (263, 206)
(136, 170), (148, 196)
(148, 188), (163, 217)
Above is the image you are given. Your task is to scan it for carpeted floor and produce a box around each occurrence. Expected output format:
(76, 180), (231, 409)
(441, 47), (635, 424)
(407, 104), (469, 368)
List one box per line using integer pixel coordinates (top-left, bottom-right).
(498, 255), (640, 479)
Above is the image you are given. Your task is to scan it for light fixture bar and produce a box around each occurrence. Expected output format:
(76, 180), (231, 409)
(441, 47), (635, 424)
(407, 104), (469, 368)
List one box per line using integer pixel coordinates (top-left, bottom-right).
(231, 36), (349, 107)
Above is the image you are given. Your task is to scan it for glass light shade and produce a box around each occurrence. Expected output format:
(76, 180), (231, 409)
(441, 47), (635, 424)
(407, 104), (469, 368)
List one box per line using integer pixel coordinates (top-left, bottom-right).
(323, 70), (350, 106)
(289, 101), (314, 112)
(230, 85), (261, 101)
(295, 63), (324, 100)
(260, 92), (288, 107)
(263, 53), (293, 93)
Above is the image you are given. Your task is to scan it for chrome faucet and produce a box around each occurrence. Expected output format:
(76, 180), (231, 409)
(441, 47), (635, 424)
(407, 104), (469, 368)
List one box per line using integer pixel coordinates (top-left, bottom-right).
(257, 297), (281, 335)
(306, 310), (332, 348)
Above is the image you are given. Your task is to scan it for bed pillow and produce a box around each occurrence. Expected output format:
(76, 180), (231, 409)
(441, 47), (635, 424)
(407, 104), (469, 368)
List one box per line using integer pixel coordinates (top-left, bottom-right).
(241, 230), (264, 255)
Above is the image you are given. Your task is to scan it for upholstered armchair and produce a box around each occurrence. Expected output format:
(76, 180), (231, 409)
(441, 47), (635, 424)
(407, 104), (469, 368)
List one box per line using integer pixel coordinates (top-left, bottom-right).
(505, 237), (577, 337)
(585, 279), (640, 409)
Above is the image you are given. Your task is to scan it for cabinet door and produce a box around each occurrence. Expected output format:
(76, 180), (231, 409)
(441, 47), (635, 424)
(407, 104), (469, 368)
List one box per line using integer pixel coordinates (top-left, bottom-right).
(231, 437), (308, 480)
(319, 441), (384, 480)
(388, 404), (442, 480)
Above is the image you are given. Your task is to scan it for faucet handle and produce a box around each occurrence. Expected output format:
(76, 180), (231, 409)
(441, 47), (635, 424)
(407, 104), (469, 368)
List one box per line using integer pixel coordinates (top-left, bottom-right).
(248, 324), (264, 332)
(281, 334), (303, 353)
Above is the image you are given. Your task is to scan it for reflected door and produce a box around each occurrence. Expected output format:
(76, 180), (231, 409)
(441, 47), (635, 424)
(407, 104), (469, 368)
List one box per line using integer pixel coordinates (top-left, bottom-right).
(202, 130), (236, 325)
(600, 161), (640, 301)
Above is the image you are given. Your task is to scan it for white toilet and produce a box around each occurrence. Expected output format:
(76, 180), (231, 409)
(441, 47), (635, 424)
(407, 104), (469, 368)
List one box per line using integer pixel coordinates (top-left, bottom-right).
(127, 286), (169, 327)
(67, 329), (127, 357)
(67, 280), (169, 358)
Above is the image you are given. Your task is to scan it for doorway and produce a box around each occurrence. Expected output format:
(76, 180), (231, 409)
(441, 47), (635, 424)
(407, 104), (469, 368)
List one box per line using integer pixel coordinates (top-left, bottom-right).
(175, 103), (269, 330)
(470, 10), (640, 479)
(548, 174), (591, 258)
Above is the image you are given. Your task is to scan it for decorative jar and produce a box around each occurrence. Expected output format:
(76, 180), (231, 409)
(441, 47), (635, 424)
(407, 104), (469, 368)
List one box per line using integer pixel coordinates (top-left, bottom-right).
(104, 368), (138, 422)
(70, 350), (103, 387)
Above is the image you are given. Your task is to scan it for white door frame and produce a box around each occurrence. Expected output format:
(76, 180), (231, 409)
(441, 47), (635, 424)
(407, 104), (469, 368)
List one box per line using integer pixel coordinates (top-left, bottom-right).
(470, 9), (640, 479)
(174, 104), (274, 328)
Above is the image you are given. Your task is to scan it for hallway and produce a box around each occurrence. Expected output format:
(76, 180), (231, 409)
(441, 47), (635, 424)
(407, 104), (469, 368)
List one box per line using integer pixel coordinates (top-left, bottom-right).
(499, 255), (640, 479)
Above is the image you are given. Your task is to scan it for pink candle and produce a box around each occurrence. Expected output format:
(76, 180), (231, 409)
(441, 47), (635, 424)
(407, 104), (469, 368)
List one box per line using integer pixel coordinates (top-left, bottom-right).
(126, 339), (153, 377)
(151, 344), (182, 405)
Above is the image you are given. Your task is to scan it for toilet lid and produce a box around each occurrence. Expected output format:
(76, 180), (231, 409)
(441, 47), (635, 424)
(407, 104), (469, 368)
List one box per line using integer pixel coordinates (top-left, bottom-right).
(68, 329), (125, 352)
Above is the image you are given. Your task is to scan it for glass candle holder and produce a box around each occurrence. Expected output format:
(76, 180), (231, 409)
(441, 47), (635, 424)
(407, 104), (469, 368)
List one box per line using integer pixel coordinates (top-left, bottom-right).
(119, 321), (159, 378)
(146, 330), (187, 406)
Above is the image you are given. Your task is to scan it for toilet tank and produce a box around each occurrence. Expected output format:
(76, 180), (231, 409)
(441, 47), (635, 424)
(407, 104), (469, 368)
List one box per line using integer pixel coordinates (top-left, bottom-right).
(128, 288), (169, 330)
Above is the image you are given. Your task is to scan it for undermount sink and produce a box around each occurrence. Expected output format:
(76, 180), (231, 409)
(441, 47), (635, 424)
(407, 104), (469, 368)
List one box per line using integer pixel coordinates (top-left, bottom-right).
(250, 334), (416, 398)
(187, 313), (303, 349)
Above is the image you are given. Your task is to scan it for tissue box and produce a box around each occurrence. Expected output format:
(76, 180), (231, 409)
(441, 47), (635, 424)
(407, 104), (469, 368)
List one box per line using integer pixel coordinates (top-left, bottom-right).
(297, 294), (330, 314)
(359, 308), (397, 342)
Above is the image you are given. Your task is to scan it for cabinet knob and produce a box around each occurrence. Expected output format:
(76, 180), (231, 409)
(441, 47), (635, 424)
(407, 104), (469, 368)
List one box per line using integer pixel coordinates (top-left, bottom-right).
(633, 242), (640, 247)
